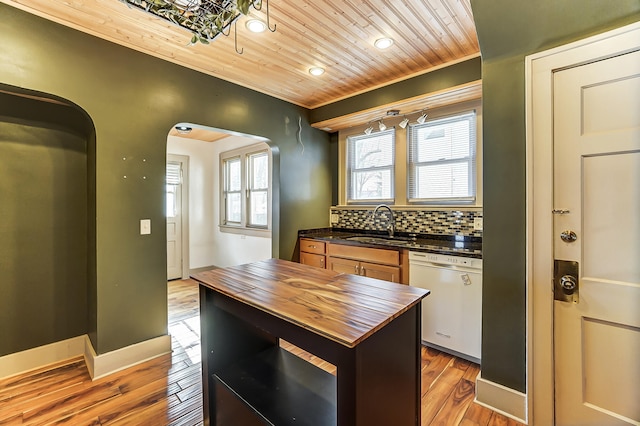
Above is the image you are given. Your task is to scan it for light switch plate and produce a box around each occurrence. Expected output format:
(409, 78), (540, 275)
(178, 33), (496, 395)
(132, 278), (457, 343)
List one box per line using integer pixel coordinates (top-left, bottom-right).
(473, 218), (483, 231)
(140, 219), (151, 235)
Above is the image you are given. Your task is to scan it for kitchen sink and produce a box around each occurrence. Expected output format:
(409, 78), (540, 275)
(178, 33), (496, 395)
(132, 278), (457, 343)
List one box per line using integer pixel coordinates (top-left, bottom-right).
(345, 236), (411, 246)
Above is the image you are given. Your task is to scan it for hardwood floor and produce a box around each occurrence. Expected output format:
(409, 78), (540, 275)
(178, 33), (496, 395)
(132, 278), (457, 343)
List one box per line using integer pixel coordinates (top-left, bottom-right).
(0, 278), (525, 426)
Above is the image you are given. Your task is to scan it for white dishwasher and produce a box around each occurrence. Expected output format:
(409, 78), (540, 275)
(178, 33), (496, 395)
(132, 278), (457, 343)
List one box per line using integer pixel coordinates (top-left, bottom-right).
(409, 251), (482, 363)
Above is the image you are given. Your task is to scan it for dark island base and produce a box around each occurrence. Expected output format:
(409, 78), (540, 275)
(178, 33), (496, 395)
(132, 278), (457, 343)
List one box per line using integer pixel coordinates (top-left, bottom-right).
(214, 347), (337, 426)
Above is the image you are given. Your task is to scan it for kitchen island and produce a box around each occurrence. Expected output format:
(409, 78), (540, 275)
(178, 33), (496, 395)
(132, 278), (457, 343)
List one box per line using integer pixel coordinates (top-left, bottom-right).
(191, 258), (429, 426)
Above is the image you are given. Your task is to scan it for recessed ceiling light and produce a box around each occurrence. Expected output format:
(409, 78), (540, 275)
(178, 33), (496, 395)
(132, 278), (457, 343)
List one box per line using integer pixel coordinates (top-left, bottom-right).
(309, 67), (325, 76)
(374, 37), (394, 49)
(175, 125), (192, 134)
(246, 19), (266, 33)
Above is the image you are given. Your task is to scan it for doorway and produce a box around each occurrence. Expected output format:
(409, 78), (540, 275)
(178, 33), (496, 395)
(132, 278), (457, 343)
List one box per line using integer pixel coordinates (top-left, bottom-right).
(167, 154), (189, 280)
(166, 124), (273, 274)
(528, 22), (640, 425)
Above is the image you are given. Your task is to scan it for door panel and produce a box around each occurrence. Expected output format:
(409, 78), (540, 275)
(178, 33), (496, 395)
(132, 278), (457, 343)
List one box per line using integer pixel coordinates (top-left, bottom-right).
(327, 257), (359, 276)
(553, 49), (640, 425)
(300, 252), (326, 269)
(360, 262), (400, 283)
(167, 161), (183, 280)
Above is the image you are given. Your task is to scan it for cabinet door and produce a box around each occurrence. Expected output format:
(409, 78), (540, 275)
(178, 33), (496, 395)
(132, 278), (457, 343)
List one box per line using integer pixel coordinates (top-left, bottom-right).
(327, 257), (360, 276)
(300, 252), (326, 269)
(361, 262), (401, 283)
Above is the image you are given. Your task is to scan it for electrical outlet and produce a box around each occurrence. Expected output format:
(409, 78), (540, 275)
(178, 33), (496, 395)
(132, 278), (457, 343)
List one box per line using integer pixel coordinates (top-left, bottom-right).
(330, 213), (339, 224)
(473, 218), (483, 231)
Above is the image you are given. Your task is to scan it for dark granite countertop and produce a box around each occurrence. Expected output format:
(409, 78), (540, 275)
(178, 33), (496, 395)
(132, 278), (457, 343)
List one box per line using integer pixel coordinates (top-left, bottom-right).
(298, 228), (482, 259)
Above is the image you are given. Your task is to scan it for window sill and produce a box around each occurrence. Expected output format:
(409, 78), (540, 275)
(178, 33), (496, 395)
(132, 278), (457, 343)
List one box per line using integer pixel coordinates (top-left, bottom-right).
(219, 225), (272, 238)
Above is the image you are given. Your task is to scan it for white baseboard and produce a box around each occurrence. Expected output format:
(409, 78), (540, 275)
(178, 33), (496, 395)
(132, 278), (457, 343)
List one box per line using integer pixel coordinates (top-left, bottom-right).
(476, 376), (528, 424)
(0, 334), (171, 381)
(0, 336), (86, 380)
(84, 334), (172, 380)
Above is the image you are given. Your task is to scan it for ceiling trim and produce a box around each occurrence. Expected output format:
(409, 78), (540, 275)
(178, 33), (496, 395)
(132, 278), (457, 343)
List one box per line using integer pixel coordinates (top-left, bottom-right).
(311, 80), (482, 132)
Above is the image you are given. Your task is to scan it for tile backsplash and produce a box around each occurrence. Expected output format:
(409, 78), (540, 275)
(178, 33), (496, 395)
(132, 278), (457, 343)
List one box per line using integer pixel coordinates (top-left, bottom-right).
(330, 208), (482, 237)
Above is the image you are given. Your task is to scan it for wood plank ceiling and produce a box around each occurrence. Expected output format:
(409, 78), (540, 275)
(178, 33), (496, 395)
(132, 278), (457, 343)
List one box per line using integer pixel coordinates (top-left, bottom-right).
(3, 0), (479, 110)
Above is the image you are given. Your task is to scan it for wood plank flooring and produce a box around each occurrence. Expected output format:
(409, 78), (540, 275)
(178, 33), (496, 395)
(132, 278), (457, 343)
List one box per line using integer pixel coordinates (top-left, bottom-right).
(0, 278), (525, 426)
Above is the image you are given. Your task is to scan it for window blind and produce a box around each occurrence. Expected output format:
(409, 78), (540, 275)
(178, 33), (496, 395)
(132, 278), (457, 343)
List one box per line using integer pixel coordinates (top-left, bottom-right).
(166, 161), (182, 185)
(408, 111), (476, 203)
(346, 129), (395, 203)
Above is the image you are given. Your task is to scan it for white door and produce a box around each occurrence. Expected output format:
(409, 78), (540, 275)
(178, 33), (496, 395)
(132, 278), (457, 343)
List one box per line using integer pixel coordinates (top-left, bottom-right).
(553, 49), (640, 425)
(167, 160), (183, 280)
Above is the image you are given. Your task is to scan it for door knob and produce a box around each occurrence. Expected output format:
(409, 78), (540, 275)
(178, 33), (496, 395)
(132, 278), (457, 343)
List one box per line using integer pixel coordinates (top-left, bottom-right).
(554, 259), (579, 303)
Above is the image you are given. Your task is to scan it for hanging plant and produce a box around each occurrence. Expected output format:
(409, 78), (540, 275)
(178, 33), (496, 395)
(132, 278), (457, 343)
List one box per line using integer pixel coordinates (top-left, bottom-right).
(120, 0), (262, 44)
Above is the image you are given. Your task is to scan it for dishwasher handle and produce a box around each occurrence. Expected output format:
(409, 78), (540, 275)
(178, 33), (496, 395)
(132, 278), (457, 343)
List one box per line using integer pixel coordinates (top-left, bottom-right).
(410, 260), (482, 273)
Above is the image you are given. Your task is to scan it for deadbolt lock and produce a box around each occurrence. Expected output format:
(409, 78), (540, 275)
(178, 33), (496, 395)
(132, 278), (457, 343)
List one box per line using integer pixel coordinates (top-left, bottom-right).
(560, 275), (577, 294)
(560, 230), (577, 243)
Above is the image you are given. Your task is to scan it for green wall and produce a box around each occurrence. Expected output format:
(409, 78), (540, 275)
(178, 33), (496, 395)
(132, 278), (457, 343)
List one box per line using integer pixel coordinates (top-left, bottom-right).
(470, 0), (640, 392)
(0, 92), (90, 356)
(0, 3), (332, 355)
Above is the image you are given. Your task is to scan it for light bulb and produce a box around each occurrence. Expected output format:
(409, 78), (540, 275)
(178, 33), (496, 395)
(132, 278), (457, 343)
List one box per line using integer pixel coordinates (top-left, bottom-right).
(374, 37), (394, 49)
(246, 20), (266, 33)
(309, 67), (325, 76)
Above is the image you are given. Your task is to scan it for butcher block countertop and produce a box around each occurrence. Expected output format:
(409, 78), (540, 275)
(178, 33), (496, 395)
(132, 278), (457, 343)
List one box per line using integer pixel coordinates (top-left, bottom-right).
(191, 258), (429, 348)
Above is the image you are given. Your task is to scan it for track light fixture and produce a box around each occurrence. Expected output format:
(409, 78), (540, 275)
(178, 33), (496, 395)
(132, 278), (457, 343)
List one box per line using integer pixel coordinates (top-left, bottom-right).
(362, 108), (428, 135)
(364, 124), (374, 135)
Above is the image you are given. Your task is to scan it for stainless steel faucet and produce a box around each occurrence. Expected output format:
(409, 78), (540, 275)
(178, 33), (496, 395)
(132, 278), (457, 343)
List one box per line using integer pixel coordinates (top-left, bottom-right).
(373, 204), (396, 238)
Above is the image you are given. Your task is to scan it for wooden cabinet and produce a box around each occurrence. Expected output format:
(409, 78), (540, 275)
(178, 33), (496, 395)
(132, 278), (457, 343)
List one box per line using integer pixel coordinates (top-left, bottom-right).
(299, 237), (408, 284)
(327, 256), (401, 283)
(299, 238), (326, 269)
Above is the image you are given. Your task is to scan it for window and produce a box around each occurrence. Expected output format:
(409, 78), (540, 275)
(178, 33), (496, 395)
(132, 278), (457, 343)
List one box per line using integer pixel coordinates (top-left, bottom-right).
(247, 151), (269, 227)
(221, 144), (271, 233)
(408, 111), (477, 203)
(166, 161), (181, 218)
(346, 129), (395, 203)
(223, 156), (242, 224)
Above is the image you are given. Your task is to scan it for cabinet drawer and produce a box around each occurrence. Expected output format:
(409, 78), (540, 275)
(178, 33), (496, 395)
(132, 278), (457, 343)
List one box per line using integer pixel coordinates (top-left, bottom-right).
(300, 239), (325, 254)
(328, 243), (399, 265)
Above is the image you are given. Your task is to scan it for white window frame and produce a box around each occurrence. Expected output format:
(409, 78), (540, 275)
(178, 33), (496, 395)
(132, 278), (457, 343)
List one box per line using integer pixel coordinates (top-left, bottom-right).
(220, 143), (272, 237)
(346, 128), (395, 204)
(337, 99), (482, 208)
(407, 110), (477, 205)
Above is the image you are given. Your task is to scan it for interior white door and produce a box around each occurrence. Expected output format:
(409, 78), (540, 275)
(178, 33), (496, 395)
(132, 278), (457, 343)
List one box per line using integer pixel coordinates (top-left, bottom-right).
(553, 49), (640, 425)
(167, 161), (183, 280)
